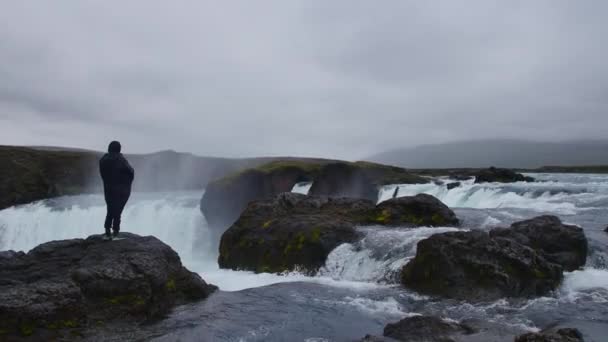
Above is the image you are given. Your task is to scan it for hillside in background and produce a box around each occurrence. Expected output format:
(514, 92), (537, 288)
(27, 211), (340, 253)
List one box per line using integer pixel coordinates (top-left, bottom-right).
(367, 139), (608, 169)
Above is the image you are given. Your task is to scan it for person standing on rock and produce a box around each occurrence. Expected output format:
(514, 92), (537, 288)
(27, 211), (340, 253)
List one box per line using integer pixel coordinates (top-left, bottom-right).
(99, 141), (134, 240)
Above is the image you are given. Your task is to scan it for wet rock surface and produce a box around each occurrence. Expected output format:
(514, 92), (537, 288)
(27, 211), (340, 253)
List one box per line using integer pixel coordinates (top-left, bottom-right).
(0, 233), (216, 340)
(360, 315), (475, 342)
(474, 167), (535, 183)
(515, 327), (584, 342)
(490, 215), (587, 271)
(401, 230), (564, 301)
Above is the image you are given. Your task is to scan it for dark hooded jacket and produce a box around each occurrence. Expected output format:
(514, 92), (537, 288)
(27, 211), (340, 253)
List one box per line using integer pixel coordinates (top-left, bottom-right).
(99, 152), (135, 197)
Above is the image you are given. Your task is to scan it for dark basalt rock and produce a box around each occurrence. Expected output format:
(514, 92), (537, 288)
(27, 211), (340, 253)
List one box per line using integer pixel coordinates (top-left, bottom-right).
(373, 194), (460, 227)
(446, 181), (461, 190)
(515, 328), (584, 342)
(218, 193), (369, 274)
(384, 316), (475, 342)
(401, 230), (563, 301)
(604, 226), (608, 233)
(219, 192), (458, 274)
(490, 216), (587, 271)
(0, 233), (216, 339)
(360, 316), (475, 342)
(474, 167), (535, 183)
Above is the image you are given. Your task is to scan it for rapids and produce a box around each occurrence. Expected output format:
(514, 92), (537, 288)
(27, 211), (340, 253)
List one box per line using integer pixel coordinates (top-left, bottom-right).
(1, 173), (607, 341)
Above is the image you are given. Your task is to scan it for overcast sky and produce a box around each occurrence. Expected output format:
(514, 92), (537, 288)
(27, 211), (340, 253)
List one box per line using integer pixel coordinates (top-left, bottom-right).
(0, 1), (607, 159)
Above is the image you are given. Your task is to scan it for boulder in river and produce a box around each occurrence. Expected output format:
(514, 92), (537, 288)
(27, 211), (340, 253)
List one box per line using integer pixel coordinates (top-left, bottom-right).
(373, 194), (460, 227)
(474, 166), (535, 183)
(219, 192), (457, 274)
(0, 233), (216, 339)
(515, 327), (584, 342)
(218, 193), (369, 274)
(490, 215), (587, 271)
(446, 181), (461, 190)
(401, 229), (564, 301)
(360, 315), (475, 342)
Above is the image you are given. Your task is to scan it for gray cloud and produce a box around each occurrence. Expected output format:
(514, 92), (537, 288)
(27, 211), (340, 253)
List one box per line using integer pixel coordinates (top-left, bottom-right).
(0, 1), (607, 159)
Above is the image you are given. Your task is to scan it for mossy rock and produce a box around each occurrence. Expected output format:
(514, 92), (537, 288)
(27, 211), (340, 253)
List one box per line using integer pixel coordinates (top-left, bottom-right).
(401, 230), (563, 301)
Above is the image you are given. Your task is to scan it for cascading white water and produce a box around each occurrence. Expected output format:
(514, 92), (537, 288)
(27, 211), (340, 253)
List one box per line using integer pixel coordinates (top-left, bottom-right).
(292, 182), (313, 195)
(2, 173), (607, 298)
(0, 192), (205, 262)
(377, 174), (608, 215)
(319, 227), (461, 283)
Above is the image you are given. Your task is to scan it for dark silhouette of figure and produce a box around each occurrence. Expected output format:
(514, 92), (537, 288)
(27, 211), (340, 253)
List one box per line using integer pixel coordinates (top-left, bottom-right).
(392, 186), (400, 199)
(99, 141), (134, 239)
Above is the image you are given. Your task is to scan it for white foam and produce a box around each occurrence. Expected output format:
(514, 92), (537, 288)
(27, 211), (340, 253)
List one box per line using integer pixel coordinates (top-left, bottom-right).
(319, 227), (461, 283)
(560, 268), (608, 303)
(376, 176), (607, 214)
(292, 182), (313, 195)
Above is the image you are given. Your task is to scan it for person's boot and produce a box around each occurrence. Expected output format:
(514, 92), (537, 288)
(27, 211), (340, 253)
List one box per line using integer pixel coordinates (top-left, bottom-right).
(112, 230), (120, 239)
(104, 228), (113, 241)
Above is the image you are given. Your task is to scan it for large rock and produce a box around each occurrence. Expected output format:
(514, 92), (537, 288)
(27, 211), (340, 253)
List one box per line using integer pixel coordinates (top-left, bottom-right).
(360, 316), (475, 342)
(384, 316), (475, 342)
(401, 230), (563, 301)
(446, 181), (461, 190)
(474, 167), (535, 183)
(0, 233), (216, 339)
(515, 328), (584, 342)
(374, 194), (460, 227)
(219, 193), (458, 274)
(218, 193), (369, 274)
(490, 216), (587, 271)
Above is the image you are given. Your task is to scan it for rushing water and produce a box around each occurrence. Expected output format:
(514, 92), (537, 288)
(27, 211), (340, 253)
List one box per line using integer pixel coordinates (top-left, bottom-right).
(1, 173), (607, 341)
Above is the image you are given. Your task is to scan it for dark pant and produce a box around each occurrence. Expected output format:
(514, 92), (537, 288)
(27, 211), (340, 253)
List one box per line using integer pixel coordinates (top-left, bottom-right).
(104, 189), (130, 234)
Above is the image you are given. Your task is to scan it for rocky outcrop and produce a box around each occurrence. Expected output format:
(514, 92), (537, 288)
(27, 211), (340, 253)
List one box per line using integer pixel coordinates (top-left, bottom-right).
(401, 230), (563, 301)
(219, 192), (458, 274)
(201, 160), (427, 232)
(474, 167), (535, 183)
(490, 216), (587, 271)
(515, 328), (584, 342)
(360, 316), (475, 342)
(604, 226), (608, 233)
(374, 194), (460, 227)
(401, 215), (588, 301)
(218, 193), (370, 274)
(446, 181), (461, 190)
(0, 233), (216, 340)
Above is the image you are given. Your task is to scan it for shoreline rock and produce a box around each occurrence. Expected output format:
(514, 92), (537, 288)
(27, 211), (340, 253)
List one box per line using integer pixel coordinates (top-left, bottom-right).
(0, 233), (216, 340)
(219, 192), (458, 274)
(474, 166), (535, 183)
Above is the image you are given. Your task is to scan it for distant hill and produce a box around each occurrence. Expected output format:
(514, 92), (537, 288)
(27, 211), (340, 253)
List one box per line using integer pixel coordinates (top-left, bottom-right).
(367, 140), (608, 169)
